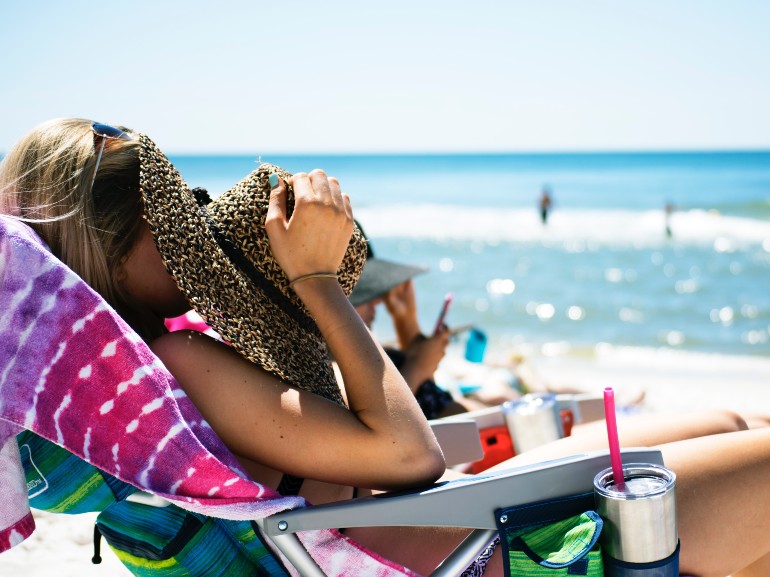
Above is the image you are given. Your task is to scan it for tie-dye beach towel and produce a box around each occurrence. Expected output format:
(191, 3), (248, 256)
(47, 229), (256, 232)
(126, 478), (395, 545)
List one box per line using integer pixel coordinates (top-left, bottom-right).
(0, 215), (417, 577)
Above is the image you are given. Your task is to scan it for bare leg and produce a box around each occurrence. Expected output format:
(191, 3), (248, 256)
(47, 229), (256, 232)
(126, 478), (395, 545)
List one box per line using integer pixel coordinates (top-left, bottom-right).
(346, 525), (503, 577)
(734, 552), (770, 577)
(743, 413), (770, 429)
(661, 428), (770, 577)
(491, 408), (747, 470)
(570, 408), (748, 438)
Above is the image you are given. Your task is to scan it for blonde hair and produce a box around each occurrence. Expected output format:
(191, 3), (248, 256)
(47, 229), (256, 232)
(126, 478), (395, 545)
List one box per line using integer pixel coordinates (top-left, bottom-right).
(0, 118), (160, 339)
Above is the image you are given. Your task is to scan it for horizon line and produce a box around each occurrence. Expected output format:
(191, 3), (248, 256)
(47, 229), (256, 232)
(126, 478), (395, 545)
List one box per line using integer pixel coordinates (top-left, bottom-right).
(161, 146), (770, 158)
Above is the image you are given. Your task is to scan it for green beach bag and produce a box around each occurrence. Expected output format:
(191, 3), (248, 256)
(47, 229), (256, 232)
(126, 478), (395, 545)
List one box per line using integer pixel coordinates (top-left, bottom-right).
(495, 492), (604, 576)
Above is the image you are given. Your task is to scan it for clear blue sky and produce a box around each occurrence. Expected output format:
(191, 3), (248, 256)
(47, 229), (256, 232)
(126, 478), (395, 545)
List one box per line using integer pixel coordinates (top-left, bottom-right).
(2, 0), (769, 154)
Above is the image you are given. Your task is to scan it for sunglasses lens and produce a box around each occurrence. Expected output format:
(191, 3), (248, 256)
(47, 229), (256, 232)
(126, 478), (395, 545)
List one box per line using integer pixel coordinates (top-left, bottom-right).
(91, 122), (132, 140)
(89, 122), (134, 193)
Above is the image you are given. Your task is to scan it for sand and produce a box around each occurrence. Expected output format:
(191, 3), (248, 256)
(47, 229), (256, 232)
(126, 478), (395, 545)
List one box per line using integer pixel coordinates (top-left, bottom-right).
(0, 510), (132, 576)
(526, 344), (770, 417)
(1, 347), (767, 576)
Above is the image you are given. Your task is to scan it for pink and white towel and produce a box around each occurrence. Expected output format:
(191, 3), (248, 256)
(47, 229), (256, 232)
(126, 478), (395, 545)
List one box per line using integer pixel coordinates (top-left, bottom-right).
(0, 215), (416, 577)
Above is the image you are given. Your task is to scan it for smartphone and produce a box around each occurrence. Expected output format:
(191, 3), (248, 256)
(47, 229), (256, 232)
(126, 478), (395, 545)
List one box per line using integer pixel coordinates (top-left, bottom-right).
(432, 293), (454, 336)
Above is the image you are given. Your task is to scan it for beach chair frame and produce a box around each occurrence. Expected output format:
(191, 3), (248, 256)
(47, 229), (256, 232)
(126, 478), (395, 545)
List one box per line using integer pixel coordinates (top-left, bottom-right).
(259, 447), (664, 577)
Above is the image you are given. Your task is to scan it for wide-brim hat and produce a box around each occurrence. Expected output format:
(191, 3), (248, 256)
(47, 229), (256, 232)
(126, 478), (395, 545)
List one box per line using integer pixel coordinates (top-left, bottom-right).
(348, 223), (427, 307)
(138, 134), (367, 406)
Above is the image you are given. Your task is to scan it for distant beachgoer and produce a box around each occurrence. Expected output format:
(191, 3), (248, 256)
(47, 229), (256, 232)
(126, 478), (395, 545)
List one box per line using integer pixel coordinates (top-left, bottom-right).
(665, 201), (675, 238)
(539, 186), (552, 224)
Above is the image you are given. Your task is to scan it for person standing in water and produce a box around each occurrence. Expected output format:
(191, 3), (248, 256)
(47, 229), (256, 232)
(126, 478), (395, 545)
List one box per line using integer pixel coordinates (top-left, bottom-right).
(539, 185), (552, 224)
(665, 201), (675, 238)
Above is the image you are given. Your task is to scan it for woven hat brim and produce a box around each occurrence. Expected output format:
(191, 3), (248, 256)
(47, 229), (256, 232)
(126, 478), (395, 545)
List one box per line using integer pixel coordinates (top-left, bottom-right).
(138, 135), (366, 405)
(349, 258), (428, 307)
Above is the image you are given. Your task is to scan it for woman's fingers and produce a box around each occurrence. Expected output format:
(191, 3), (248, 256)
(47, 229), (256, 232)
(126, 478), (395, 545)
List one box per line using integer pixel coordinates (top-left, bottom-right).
(328, 176), (346, 211)
(290, 171), (312, 206)
(265, 173), (288, 232)
(307, 169), (331, 201)
(304, 170), (347, 217)
(266, 169), (354, 282)
(293, 170), (340, 208)
(436, 325), (451, 346)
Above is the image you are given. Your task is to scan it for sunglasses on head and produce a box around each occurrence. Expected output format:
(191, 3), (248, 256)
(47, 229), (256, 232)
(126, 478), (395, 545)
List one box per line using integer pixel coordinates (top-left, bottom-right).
(90, 122), (135, 192)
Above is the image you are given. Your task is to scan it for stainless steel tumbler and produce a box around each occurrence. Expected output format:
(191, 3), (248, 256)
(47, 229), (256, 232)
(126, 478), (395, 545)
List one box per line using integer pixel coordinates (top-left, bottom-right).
(502, 393), (563, 454)
(593, 463), (677, 564)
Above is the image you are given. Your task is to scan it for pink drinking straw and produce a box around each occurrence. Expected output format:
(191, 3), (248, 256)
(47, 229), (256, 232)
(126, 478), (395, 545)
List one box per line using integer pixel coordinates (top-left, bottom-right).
(604, 387), (626, 491)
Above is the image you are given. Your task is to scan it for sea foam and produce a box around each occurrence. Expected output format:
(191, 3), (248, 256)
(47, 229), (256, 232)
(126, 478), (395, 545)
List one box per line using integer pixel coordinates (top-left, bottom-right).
(356, 205), (770, 249)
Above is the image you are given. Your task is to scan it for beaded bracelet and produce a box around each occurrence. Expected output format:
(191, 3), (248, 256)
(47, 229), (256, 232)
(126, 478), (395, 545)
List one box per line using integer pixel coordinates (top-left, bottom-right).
(288, 272), (339, 288)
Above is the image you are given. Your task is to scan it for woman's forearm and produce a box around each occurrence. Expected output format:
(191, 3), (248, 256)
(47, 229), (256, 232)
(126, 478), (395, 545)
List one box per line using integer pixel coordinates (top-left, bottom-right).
(293, 277), (445, 480)
(264, 171), (444, 485)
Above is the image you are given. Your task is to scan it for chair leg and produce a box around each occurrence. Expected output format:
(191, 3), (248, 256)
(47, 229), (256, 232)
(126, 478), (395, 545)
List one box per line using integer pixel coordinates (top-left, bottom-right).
(257, 520), (498, 577)
(427, 528), (498, 577)
(254, 518), (328, 577)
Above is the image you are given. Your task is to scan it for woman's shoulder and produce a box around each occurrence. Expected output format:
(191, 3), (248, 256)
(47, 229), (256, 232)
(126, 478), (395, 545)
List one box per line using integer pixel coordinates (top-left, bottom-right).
(150, 329), (225, 360)
(150, 329), (273, 385)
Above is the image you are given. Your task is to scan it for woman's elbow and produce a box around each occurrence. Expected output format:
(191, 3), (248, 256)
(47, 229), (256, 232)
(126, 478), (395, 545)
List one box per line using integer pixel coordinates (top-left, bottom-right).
(396, 444), (446, 487)
(422, 449), (448, 483)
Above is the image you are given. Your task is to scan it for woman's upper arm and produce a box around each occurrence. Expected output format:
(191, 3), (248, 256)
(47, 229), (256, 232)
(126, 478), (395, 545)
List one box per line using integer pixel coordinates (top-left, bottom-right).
(150, 330), (443, 489)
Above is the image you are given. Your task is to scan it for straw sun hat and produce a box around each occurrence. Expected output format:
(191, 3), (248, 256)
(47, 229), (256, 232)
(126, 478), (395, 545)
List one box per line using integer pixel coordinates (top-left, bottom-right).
(137, 134), (367, 406)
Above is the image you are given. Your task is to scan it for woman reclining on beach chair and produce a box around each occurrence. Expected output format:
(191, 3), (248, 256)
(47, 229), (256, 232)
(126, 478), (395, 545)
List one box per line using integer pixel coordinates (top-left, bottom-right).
(3, 117), (770, 577)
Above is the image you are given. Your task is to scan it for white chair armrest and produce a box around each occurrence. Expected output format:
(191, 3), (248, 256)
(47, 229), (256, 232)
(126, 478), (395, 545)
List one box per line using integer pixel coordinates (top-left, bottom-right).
(428, 419), (484, 466)
(438, 405), (505, 429)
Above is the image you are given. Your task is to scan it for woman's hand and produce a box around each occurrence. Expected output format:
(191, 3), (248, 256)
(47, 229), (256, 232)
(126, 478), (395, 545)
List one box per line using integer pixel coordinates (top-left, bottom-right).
(400, 326), (450, 392)
(265, 170), (354, 283)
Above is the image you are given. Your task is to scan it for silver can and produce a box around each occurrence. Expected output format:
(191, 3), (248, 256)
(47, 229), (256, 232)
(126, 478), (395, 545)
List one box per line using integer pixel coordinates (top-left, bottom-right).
(593, 463), (677, 564)
(502, 393), (563, 454)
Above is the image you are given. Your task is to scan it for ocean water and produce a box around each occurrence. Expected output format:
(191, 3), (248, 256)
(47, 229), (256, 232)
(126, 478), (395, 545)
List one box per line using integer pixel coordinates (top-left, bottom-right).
(171, 151), (770, 365)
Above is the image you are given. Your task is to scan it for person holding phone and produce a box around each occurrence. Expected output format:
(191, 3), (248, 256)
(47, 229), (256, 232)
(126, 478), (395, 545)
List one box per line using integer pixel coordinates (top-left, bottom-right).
(382, 281), (473, 418)
(350, 223), (510, 419)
